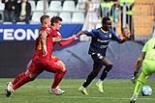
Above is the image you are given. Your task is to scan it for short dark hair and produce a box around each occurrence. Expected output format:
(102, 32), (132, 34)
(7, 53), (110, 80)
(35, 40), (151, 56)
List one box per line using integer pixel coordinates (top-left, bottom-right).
(101, 16), (111, 26)
(40, 15), (50, 24)
(51, 16), (62, 26)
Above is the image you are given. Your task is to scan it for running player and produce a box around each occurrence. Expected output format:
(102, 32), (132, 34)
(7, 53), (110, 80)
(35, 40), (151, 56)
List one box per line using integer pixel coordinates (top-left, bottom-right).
(79, 16), (130, 95)
(130, 37), (155, 103)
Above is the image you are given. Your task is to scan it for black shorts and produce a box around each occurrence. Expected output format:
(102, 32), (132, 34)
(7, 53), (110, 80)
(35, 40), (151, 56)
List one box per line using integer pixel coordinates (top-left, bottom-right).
(91, 53), (105, 63)
(90, 53), (104, 68)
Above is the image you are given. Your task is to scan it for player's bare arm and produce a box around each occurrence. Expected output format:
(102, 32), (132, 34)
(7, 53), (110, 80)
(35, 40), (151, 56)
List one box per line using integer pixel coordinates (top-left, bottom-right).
(41, 31), (48, 56)
(61, 35), (78, 41)
(53, 37), (62, 42)
(75, 30), (88, 37)
(117, 25), (131, 43)
(61, 30), (88, 41)
(52, 31), (86, 46)
(134, 52), (146, 73)
(131, 52), (146, 83)
(58, 30), (87, 42)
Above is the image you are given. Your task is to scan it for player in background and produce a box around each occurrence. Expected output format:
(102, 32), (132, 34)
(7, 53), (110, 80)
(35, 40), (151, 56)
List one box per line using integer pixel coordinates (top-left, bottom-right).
(130, 37), (155, 103)
(79, 16), (130, 95)
(5, 15), (83, 97)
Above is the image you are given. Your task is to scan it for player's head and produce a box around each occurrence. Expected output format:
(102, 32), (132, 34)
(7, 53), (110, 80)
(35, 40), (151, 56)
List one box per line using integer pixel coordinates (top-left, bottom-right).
(40, 15), (51, 27)
(101, 16), (112, 31)
(51, 16), (62, 30)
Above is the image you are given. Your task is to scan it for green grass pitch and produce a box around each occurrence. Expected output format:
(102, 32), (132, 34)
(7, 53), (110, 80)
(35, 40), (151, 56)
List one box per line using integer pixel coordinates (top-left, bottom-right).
(0, 79), (155, 103)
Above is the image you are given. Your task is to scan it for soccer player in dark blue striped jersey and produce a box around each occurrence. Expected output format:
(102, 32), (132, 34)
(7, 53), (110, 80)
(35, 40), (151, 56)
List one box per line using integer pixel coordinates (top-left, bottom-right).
(79, 16), (130, 95)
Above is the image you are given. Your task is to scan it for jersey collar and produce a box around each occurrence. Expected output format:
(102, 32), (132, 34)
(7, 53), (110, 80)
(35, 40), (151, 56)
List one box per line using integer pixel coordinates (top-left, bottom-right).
(101, 28), (108, 33)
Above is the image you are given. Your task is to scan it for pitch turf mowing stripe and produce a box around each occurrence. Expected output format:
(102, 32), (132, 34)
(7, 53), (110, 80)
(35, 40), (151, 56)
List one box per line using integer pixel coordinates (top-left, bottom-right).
(6, 85), (132, 89)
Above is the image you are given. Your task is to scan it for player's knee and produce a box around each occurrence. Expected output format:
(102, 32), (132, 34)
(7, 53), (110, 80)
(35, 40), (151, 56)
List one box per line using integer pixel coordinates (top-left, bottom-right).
(106, 64), (113, 72)
(29, 74), (36, 81)
(107, 64), (113, 68)
(62, 67), (67, 73)
(58, 61), (67, 73)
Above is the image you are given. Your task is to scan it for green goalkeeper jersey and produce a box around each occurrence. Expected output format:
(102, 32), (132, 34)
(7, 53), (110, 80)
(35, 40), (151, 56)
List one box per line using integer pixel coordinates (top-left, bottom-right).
(142, 37), (155, 61)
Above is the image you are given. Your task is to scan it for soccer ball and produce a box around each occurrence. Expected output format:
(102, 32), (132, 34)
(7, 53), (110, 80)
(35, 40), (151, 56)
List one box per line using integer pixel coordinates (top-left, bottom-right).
(141, 85), (152, 96)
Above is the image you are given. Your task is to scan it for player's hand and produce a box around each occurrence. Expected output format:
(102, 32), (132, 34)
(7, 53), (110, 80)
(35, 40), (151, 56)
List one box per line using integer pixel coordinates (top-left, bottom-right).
(42, 49), (47, 57)
(43, 52), (47, 57)
(121, 25), (131, 40)
(72, 35), (78, 40)
(121, 32), (130, 40)
(75, 30), (87, 37)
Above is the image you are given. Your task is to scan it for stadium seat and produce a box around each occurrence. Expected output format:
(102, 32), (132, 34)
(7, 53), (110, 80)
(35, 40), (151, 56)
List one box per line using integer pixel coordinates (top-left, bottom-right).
(31, 12), (43, 23)
(47, 12), (58, 18)
(0, 2), (5, 22)
(78, 0), (86, 2)
(72, 12), (85, 23)
(29, 0), (36, 11)
(59, 12), (72, 23)
(0, 2), (5, 11)
(62, 0), (75, 11)
(76, 0), (86, 11)
(36, 0), (48, 11)
(49, 1), (62, 11)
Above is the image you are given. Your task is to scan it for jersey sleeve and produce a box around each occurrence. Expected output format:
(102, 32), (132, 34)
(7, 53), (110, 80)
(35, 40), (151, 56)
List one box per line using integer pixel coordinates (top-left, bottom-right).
(85, 29), (98, 37)
(55, 32), (76, 47)
(142, 39), (151, 53)
(110, 29), (121, 42)
(59, 36), (77, 47)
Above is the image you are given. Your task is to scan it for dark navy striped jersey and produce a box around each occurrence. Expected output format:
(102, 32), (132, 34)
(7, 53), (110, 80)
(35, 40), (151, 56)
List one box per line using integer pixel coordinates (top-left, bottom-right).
(85, 28), (121, 56)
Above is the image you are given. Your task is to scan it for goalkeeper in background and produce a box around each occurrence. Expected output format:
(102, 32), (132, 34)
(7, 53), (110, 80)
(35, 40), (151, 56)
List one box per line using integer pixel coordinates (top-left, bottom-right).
(130, 37), (155, 103)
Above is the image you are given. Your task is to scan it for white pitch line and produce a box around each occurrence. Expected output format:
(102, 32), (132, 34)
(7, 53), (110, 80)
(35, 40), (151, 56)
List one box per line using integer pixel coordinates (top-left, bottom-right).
(62, 96), (155, 100)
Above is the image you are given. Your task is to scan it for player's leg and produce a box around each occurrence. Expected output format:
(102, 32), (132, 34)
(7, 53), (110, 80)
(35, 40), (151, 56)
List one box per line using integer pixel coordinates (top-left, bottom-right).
(44, 58), (66, 95)
(51, 60), (66, 88)
(79, 54), (103, 95)
(50, 72), (66, 95)
(11, 60), (33, 86)
(5, 60), (42, 97)
(51, 60), (66, 95)
(96, 57), (113, 93)
(79, 62), (102, 95)
(82, 62), (102, 87)
(130, 60), (151, 103)
(100, 58), (113, 80)
(130, 72), (148, 103)
(130, 60), (155, 103)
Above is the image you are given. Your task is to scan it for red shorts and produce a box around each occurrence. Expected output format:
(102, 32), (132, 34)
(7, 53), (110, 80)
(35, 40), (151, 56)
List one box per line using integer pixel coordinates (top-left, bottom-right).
(27, 55), (65, 76)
